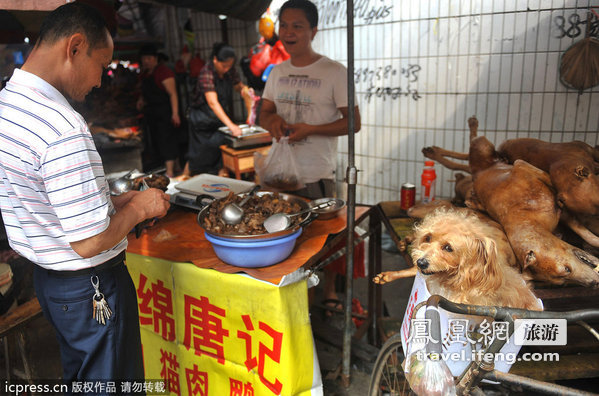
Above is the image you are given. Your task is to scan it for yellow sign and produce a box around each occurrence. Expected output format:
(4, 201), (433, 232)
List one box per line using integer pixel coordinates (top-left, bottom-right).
(127, 253), (321, 396)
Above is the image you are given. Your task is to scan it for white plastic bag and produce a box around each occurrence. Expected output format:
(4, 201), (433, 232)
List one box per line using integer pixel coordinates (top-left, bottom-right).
(405, 351), (456, 396)
(254, 137), (305, 191)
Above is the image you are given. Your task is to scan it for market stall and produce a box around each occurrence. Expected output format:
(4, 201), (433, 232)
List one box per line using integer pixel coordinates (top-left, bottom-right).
(124, 197), (374, 395)
(2, 0), (598, 392)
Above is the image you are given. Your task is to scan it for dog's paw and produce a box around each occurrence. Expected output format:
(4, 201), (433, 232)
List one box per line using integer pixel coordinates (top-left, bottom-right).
(422, 146), (446, 161)
(422, 146), (436, 158)
(373, 272), (391, 284)
(468, 116), (478, 129)
(398, 240), (408, 252)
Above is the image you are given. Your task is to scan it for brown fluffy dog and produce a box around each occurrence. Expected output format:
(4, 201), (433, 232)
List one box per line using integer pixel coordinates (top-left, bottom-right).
(373, 202), (520, 284)
(411, 208), (541, 310)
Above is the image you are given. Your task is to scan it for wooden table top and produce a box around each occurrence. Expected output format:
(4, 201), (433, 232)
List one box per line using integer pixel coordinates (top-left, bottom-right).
(127, 206), (370, 284)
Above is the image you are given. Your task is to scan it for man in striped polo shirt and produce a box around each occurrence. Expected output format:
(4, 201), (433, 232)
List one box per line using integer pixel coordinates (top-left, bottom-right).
(0, 3), (170, 392)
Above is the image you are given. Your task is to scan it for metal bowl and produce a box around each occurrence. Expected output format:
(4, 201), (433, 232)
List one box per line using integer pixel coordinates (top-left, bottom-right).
(309, 198), (346, 220)
(197, 191), (313, 241)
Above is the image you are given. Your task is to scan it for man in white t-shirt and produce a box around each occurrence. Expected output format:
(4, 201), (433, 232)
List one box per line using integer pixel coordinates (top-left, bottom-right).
(259, 0), (361, 313)
(261, 0), (360, 199)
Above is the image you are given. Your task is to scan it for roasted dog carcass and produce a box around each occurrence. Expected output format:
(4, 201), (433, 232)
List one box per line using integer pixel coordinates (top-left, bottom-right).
(467, 137), (599, 287)
(423, 117), (599, 247)
(498, 138), (599, 216)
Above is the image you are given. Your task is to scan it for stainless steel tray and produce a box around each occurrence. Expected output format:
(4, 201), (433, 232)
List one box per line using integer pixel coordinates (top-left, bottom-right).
(174, 174), (255, 198)
(218, 124), (272, 149)
(218, 124), (269, 136)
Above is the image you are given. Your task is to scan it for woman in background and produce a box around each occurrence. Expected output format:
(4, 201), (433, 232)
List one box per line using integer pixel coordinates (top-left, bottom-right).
(184, 43), (251, 177)
(137, 44), (181, 177)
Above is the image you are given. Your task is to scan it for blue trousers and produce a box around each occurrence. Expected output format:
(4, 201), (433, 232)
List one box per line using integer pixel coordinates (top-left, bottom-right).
(33, 260), (144, 394)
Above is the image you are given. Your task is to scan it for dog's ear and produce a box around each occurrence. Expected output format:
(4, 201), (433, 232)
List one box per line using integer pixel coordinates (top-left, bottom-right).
(523, 250), (537, 270)
(466, 236), (502, 291)
(575, 165), (590, 180)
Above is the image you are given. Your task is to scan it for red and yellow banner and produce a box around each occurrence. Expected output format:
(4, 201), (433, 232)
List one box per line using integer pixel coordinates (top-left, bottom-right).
(127, 253), (322, 396)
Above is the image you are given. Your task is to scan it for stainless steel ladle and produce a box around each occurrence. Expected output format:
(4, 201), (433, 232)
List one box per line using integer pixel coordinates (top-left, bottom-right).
(108, 170), (135, 195)
(108, 166), (168, 196)
(221, 185), (261, 225)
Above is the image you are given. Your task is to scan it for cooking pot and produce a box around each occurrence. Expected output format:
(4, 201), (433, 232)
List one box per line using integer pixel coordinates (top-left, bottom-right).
(197, 191), (315, 241)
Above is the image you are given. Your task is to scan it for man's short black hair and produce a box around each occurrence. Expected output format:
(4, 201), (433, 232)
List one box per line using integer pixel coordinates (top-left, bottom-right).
(37, 2), (109, 52)
(279, 0), (319, 28)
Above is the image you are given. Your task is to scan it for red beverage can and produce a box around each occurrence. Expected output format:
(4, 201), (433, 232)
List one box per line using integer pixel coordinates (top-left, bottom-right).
(400, 183), (416, 211)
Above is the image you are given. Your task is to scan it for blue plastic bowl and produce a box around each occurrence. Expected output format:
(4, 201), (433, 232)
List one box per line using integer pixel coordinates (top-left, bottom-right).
(205, 228), (303, 268)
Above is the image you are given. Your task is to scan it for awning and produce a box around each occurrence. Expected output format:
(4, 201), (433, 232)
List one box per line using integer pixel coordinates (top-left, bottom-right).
(151, 0), (272, 21)
(0, 0), (116, 43)
(0, 0), (66, 11)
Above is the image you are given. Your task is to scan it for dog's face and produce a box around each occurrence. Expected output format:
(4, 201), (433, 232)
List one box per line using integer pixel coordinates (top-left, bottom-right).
(410, 211), (502, 291)
(411, 229), (463, 275)
(512, 231), (599, 287)
(554, 163), (599, 215)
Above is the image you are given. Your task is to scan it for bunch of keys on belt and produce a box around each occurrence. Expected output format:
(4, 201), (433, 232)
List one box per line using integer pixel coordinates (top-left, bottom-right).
(91, 275), (112, 325)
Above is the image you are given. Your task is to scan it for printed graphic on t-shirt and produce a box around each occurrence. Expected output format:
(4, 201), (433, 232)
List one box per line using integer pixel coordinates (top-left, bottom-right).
(275, 75), (322, 125)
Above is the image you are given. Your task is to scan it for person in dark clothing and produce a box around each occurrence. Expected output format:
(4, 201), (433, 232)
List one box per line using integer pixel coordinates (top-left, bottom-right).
(137, 44), (181, 177)
(183, 43), (251, 177)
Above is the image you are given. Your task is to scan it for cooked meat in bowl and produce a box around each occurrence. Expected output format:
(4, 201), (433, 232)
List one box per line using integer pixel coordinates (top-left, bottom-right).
(132, 174), (170, 191)
(202, 192), (303, 235)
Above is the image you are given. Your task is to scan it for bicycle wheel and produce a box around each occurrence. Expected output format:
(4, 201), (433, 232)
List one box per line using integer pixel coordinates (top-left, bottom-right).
(369, 333), (414, 396)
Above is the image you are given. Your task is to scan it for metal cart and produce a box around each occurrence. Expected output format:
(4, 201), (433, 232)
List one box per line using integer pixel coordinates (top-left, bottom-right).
(369, 202), (599, 395)
(369, 289), (599, 395)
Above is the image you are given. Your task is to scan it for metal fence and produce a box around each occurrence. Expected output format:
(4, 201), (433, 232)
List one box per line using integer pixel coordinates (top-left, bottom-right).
(171, 0), (598, 205)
